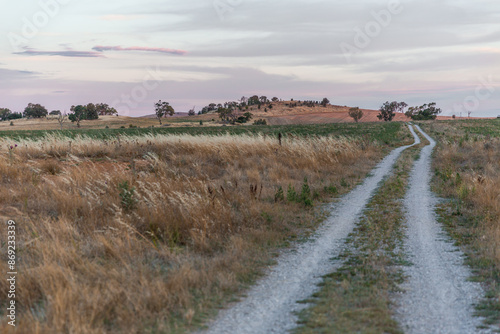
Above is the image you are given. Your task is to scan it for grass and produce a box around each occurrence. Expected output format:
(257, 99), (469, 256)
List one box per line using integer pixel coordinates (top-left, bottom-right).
(0, 123), (411, 333)
(421, 119), (500, 328)
(294, 134), (426, 334)
(0, 121), (410, 147)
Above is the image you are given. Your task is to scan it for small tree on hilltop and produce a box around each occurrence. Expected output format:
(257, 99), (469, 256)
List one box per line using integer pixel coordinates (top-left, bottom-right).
(377, 101), (408, 122)
(348, 107), (364, 123)
(321, 98), (330, 107)
(154, 100), (175, 125)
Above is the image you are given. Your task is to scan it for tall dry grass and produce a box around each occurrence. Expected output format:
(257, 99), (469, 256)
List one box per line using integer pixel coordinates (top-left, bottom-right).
(0, 133), (384, 333)
(430, 124), (500, 325)
(433, 135), (500, 262)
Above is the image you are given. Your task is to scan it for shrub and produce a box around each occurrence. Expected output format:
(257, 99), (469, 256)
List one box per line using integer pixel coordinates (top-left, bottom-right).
(118, 181), (137, 211)
(287, 184), (298, 202)
(253, 119), (267, 126)
(300, 178), (313, 207)
(274, 186), (285, 202)
(324, 185), (338, 194)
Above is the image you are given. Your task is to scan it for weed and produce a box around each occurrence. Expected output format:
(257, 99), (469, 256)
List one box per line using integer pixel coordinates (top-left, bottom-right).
(274, 186), (285, 203)
(287, 184), (299, 203)
(118, 181), (137, 211)
(300, 178), (313, 207)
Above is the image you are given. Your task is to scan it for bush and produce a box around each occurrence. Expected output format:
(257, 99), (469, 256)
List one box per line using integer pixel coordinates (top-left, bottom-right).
(274, 186), (285, 202)
(300, 178), (313, 207)
(253, 119), (267, 126)
(324, 185), (338, 195)
(118, 181), (137, 211)
(9, 121), (14, 126)
(287, 184), (298, 202)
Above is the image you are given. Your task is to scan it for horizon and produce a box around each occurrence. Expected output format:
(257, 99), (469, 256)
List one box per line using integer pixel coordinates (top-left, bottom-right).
(1, 0), (499, 117)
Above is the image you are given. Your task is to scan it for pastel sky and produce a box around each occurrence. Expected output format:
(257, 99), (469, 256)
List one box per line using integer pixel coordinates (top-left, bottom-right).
(1, 0), (499, 117)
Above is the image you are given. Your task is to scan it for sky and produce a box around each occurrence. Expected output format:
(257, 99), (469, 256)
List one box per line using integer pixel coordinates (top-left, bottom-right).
(1, 0), (499, 117)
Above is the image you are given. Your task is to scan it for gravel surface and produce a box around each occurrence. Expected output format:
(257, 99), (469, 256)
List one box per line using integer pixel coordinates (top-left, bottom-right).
(198, 125), (421, 334)
(396, 125), (489, 334)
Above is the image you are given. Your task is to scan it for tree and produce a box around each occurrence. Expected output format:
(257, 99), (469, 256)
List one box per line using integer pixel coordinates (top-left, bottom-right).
(154, 100), (175, 125)
(260, 96), (268, 104)
(348, 107), (364, 123)
(0, 108), (12, 121)
(236, 112), (253, 124)
(49, 110), (61, 116)
(321, 98), (330, 107)
(57, 112), (67, 130)
(272, 97), (279, 102)
(188, 107), (196, 116)
(8, 112), (23, 120)
(248, 95), (260, 106)
(95, 103), (117, 116)
(69, 105), (86, 127)
(23, 103), (48, 118)
(377, 101), (408, 122)
(405, 102), (442, 120)
(85, 103), (99, 120)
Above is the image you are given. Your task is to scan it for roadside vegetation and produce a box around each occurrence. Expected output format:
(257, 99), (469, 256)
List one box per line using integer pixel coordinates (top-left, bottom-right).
(295, 133), (426, 334)
(0, 123), (411, 333)
(423, 119), (500, 327)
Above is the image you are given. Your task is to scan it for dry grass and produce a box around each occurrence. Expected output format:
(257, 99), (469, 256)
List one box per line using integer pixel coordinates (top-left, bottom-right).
(0, 132), (386, 333)
(426, 121), (500, 326)
(432, 131), (500, 262)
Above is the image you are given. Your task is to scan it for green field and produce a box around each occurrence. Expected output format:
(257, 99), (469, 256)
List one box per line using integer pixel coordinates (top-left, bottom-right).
(0, 122), (410, 147)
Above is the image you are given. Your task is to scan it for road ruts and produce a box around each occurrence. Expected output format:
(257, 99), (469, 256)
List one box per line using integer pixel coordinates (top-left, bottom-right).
(198, 125), (421, 334)
(395, 125), (489, 334)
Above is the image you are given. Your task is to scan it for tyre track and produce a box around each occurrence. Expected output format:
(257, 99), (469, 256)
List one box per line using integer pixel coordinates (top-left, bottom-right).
(199, 125), (421, 334)
(396, 125), (488, 334)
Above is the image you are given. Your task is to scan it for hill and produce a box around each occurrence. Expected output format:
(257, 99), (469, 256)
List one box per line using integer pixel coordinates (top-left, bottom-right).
(0, 101), (456, 132)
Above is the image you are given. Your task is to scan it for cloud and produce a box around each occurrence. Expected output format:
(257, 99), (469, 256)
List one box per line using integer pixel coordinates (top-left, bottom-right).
(14, 49), (104, 58)
(92, 46), (187, 55)
(99, 14), (142, 21)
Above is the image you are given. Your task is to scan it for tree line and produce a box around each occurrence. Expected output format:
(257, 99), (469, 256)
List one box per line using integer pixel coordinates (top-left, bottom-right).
(0, 103), (118, 127)
(377, 101), (442, 121)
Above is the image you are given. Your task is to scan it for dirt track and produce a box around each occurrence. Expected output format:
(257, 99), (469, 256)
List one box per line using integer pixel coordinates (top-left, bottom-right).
(199, 125), (421, 334)
(395, 125), (489, 333)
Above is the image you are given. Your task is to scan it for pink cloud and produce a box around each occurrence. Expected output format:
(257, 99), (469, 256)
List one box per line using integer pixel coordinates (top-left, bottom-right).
(92, 46), (187, 56)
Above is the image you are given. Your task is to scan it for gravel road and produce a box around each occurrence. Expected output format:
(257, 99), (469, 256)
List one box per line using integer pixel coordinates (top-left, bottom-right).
(199, 125), (421, 334)
(395, 125), (489, 334)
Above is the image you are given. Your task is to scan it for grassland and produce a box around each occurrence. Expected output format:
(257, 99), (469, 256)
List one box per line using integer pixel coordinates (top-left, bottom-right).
(0, 121), (408, 144)
(422, 119), (500, 327)
(0, 122), (411, 333)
